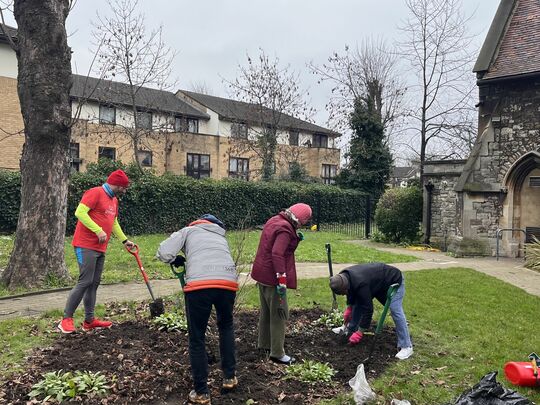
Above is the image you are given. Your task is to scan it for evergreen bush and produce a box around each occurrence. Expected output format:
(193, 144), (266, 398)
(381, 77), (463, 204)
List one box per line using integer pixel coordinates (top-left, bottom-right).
(374, 186), (422, 243)
(0, 161), (368, 235)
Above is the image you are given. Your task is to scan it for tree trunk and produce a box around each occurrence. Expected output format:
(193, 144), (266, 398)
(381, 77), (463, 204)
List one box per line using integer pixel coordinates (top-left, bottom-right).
(1, 0), (72, 289)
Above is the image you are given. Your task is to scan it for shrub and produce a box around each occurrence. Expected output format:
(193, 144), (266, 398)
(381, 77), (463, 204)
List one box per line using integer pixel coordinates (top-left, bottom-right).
(286, 360), (337, 384)
(525, 236), (540, 270)
(0, 160), (369, 235)
(374, 186), (422, 243)
(0, 170), (20, 233)
(28, 370), (112, 402)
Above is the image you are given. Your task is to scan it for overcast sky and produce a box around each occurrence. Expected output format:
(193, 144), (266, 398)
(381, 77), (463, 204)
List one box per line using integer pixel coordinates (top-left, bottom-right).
(6, 0), (501, 149)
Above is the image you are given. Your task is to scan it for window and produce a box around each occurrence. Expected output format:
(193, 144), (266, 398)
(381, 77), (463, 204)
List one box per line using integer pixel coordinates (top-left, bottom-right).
(69, 142), (81, 172)
(321, 164), (337, 185)
(98, 146), (116, 161)
(137, 150), (152, 167)
(231, 122), (248, 139)
(229, 157), (249, 180)
(289, 131), (299, 146)
(174, 116), (185, 132)
(186, 153), (210, 179)
(187, 118), (199, 133)
(99, 105), (116, 125)
(137, 110), (152, 130)
(313, 134), (328, 148)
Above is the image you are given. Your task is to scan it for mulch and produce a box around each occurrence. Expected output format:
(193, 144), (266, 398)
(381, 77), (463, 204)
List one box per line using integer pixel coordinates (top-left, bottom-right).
(1, 306), (397, 404)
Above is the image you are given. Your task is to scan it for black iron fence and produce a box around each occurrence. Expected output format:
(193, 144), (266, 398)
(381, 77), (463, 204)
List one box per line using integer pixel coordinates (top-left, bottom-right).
(313, 194), (376, 239)
(316, 221), (378, 238)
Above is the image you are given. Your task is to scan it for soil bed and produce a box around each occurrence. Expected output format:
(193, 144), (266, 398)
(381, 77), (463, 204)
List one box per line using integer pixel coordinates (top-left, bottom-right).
(2, 308), (397, 404)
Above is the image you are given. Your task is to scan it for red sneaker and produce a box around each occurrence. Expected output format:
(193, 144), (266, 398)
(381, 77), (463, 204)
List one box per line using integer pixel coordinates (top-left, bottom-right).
(82, 318), (112, 331)
(58, 317), (75, 334)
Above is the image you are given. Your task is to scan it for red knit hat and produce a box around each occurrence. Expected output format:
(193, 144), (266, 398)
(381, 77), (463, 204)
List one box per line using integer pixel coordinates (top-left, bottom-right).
(107, 169), (129, 188)
(288, 203), (312, 226)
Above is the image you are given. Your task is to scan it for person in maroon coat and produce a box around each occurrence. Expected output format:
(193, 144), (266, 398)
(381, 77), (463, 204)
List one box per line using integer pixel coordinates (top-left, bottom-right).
(251, 203), (312, 365)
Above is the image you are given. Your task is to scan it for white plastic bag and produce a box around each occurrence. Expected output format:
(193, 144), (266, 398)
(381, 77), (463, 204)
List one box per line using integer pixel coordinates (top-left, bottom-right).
(391, 400), (411, 405)
(332, 325), (347, 334)
(348, 364), (377, 404)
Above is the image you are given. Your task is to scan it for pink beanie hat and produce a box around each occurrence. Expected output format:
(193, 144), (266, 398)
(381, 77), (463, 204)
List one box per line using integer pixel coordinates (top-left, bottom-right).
(288, 203), (312, 226)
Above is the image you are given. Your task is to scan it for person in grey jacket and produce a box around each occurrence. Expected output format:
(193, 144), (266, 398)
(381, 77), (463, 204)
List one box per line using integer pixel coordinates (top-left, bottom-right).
(156, 214), (238, 405)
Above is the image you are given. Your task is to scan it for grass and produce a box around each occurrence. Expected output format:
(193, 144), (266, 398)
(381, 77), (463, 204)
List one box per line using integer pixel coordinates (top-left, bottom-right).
(0, 267), (539, 403)
(0, 231), (416, 297)
(239, 268), (540, 403)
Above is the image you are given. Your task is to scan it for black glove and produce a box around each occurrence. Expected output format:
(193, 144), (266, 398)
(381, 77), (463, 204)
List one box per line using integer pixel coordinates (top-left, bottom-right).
(171, 255), (186, 268)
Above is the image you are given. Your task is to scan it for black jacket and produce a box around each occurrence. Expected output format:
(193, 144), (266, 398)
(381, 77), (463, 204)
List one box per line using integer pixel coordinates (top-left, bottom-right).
(342, 263), (403, 330)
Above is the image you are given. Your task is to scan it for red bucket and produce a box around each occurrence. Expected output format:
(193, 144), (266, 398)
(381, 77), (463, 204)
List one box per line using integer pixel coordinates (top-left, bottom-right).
(504, 361), (539, 387)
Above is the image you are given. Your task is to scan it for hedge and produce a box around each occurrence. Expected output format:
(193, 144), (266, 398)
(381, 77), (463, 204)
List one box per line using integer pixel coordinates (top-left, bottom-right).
(0, 166), (368, 235)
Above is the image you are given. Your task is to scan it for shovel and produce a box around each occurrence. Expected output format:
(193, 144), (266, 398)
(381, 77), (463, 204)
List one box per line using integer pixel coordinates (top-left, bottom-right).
(362, 283), (399, 366)
(126, 244), (164, 318)
(325, 243), (338, 310)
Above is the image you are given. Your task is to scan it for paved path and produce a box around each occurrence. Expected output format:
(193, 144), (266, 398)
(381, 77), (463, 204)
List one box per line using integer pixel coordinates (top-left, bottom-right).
(1, 242), (538, 321)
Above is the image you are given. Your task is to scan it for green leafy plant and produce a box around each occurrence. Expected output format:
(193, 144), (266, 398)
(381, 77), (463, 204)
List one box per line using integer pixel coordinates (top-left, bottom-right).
(152, 312), (188, 332)
(313, 309), (343, 328)
(0, 159), (369, 235)
(286, 360), (336, 384)
(374, 186), (422, 243)
(525, 235), (540, 270)
(28, 370), (112, 402)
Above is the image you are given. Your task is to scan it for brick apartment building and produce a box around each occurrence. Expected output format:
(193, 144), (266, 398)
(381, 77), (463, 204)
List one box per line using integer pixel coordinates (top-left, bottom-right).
(0, 25), (340, 183)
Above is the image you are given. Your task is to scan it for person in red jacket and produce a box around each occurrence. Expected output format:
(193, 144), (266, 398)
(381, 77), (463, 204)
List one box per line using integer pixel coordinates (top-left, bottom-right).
(58, 169), (134, 334)
(251, 203), (312, 365)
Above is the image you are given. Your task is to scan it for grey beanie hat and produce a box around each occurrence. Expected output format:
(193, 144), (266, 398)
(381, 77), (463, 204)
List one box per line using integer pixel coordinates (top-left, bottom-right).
(329, 273), (349, 295)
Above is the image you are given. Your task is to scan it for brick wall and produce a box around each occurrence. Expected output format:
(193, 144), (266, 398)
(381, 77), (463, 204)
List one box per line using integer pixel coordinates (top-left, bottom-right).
(0, 76), (24, 170)
(0, 75), (340, 180)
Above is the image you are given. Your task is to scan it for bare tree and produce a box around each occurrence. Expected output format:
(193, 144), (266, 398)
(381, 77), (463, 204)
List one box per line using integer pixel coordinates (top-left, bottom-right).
(90, 0), (176, 171)
(309, 39), (406, 146)
(397, 0), (477, 182)
(189, 80), (213, 95)
(0, 0), (73, 289)
(225, 49), (315, 181)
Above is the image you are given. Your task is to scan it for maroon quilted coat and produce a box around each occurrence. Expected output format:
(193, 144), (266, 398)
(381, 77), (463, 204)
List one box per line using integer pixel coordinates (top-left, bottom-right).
(251, 212), (300, 289)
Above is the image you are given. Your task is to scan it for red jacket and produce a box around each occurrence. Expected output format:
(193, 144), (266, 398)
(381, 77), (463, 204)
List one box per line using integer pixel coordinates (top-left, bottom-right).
(251, 212), (300, 289)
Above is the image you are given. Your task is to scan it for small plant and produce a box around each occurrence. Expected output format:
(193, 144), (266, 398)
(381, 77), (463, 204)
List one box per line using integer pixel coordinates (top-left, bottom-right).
(313, 309), (343, 328)
(152, 311), (188, 332)
(29, 370), (112, 402)
(286, 360), (336, 384)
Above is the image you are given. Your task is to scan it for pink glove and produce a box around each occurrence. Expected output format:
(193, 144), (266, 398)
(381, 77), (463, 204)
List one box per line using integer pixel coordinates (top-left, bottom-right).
(343, 306), (353, 324)
(348, 330), (363, 345)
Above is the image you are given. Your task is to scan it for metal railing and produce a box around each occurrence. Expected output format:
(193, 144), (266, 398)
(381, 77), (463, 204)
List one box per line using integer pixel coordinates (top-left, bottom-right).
(495, 228), (526, 261)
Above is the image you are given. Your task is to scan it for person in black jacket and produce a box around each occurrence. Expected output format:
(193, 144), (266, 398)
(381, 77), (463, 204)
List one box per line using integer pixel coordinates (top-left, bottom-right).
(329, 263), (413, 360)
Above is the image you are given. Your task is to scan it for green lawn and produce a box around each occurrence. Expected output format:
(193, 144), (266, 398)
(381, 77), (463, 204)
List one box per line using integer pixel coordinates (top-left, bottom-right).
(239, 268), (540, 404)
(0, 268), (539, 403)
(0, 231), (416, 296)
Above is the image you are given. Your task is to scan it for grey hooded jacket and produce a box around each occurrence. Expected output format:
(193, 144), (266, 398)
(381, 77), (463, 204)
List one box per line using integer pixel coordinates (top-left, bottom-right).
(156, 222), (238, 291)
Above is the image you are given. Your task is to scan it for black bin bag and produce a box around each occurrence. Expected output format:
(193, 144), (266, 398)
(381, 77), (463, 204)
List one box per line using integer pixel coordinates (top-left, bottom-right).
(450, 371), (533, 405)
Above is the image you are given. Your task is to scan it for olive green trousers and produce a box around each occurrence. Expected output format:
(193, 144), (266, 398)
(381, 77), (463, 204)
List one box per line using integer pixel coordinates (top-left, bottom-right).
(257, 283), (289, 358)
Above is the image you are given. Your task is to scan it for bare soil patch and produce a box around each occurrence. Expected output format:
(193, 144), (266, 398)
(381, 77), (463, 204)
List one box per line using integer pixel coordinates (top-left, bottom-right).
(2, 308), (397, 404)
